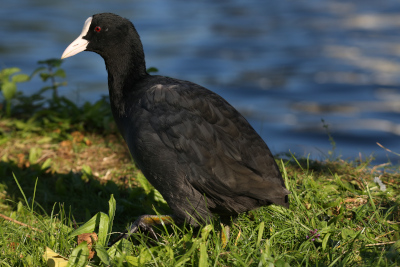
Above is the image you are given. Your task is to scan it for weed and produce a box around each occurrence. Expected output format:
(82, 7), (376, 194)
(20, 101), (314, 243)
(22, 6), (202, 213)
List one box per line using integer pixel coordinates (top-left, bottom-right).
(0, 67), (30, 116)
(322, 118), (337, 159)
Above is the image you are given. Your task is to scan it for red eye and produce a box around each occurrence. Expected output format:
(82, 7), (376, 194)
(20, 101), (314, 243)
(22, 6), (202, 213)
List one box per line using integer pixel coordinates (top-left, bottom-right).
(94, 26), (101, 32)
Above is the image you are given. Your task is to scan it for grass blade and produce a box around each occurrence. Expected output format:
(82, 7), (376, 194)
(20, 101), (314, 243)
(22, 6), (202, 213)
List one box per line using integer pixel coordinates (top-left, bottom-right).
(257, 222), (265, 248)
(107, 194), (116, 246)
(31, 177), (38, 212)
(12, 173), (29, 209)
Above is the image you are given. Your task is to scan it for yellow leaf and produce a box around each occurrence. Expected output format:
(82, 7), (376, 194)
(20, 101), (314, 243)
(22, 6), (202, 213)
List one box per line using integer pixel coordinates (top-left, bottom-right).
(43, 247), (69, 267)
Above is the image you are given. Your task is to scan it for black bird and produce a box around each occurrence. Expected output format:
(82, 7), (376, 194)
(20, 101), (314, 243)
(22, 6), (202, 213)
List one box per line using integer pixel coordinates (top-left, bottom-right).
(62, 13), (290, 244)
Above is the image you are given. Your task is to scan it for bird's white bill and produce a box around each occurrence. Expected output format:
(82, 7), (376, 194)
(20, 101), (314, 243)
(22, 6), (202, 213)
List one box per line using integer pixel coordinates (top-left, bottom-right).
(61, 17), (93, 59)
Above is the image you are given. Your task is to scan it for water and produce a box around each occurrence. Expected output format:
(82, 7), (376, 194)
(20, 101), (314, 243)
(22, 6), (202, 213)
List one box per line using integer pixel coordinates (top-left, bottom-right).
(1, 0), (400, 164)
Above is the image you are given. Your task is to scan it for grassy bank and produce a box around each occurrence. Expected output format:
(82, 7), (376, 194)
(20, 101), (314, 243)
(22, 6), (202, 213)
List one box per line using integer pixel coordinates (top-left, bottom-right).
(0, 63), (399, 266)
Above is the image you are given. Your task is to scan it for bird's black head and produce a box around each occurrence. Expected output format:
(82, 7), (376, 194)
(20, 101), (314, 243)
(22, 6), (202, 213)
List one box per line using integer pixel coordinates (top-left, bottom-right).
(62, 13), (146, 75)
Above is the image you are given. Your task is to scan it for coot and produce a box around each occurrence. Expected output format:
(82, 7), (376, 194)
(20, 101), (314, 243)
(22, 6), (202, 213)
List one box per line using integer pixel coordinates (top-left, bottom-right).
(62, 13), (290, 241)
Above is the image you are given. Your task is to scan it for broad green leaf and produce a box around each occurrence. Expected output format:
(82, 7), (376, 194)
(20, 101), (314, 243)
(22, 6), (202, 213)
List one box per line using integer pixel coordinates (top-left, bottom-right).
(341, 228), (356, 239)
(97, 212), (110, 246)
(125, 256), (139, 266)
(322, 233), (331, 251)
(69, 212), (101, 238)
(11, 73), (30, 83)
(0, 67), (20, 79)
(95, 244), (110, 265)
(1, 81), (17, 100)
(39, 73), (50, 82)
(199, 242), (208, 267)
(67, 241), (89, 267)
(54, 68), (66, 78)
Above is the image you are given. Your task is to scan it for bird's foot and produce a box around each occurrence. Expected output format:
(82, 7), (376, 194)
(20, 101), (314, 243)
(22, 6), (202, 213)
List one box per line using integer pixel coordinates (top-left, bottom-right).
(108, 214), (173, 247)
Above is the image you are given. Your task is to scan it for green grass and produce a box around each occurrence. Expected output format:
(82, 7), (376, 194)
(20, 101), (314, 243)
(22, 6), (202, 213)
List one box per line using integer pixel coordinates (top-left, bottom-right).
(0, 62), (399, 266)
(0, 122), (399, 266)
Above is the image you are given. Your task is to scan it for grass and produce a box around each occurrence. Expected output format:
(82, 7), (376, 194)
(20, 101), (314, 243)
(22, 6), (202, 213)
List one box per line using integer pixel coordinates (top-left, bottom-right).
(0, 63), (399, 266)
(1, 114), (399, 266)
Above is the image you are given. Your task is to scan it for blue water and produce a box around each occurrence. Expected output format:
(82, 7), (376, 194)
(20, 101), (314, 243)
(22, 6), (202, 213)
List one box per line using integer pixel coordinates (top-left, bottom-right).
(1, 0), (400, 165)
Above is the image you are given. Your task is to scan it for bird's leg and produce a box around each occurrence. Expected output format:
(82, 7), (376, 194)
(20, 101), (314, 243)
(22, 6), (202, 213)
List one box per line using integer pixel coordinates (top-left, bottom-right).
(108, 214), (173, 247)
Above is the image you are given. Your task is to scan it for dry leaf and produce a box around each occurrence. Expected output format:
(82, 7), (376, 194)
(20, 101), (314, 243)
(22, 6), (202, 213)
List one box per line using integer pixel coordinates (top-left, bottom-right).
(71, 131), (84, 143)
(43, 247), (70, 267)
(84, 138), (92, 146)
(77, 232), (98, 259)
(17, 153), (25, 168)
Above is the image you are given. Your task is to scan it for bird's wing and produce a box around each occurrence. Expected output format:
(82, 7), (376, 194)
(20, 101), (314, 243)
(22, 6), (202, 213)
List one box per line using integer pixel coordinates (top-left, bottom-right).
(142, 79), (289, 206)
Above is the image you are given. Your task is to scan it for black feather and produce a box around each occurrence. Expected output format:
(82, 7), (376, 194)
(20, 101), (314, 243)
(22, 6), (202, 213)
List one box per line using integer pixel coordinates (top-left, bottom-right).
(75, 13), (290, 225)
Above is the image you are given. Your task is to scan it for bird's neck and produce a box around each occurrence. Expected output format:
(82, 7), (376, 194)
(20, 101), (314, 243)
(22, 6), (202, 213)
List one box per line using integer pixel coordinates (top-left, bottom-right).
(103, 51), (148, 117)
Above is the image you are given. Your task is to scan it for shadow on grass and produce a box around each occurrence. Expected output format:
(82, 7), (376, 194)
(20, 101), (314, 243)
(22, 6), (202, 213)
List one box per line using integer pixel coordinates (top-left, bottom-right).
(0, 160), (171, 230)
